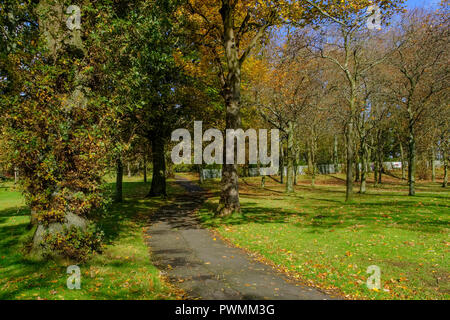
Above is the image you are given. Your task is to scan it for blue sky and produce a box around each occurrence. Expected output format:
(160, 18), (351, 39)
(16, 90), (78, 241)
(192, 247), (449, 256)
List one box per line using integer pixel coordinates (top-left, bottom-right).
(405, 0), (441, 9)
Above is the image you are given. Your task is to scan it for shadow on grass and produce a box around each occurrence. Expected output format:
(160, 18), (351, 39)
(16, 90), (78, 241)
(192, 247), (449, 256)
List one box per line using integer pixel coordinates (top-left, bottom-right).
(0, 204), (55, 299)
(0, 180), (180, 299)
(199, 200), (307, 228)
(0, 206), (30, 225)
(199, 188), (449, 234)
(98, 181), (179, 244)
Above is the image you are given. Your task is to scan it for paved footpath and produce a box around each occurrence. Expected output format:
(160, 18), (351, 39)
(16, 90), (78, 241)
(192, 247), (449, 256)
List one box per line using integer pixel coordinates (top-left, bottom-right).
(146, 176), (337, 300)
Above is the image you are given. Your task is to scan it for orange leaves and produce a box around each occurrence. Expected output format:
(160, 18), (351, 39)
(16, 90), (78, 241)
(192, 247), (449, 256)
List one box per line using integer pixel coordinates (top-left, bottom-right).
(181, 0), (307, 75)
(173, 49), (208, 80)
(242, 55), (270, 89)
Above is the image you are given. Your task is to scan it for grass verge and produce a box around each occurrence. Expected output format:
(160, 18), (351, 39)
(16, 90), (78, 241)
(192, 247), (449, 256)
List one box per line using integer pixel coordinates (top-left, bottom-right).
(197, 173), (450, 300)
(0, 176), (183, 300)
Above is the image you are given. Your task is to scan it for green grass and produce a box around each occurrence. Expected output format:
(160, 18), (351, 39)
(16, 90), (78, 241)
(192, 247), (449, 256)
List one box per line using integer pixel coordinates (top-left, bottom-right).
(0, 177), (183, 300)
(198, 173), (450, 300)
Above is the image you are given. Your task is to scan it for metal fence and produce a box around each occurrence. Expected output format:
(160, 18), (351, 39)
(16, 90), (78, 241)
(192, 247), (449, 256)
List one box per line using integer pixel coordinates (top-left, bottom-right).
(201, 161), (443, 180)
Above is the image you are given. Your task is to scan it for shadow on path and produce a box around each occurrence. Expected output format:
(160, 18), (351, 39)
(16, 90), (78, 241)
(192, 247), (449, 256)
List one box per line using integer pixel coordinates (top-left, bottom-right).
(146, 176), (337, 300)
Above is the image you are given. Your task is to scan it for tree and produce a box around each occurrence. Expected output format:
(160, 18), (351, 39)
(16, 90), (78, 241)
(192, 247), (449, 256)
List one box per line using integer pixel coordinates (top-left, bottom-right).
(95, 0), (191, 198)
(300, 0), (404, 201)
(1, 0), (114, 259)
(388, 10), (449, 195)
(182, 0), (306, 215)
(255, 46), (318, 191)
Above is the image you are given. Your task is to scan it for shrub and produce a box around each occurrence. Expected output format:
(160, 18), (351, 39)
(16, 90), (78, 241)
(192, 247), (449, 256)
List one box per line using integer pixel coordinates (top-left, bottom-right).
(41, 225), (104, 262)
(417, 161), (431, 181)
(173, 164), (196, 172)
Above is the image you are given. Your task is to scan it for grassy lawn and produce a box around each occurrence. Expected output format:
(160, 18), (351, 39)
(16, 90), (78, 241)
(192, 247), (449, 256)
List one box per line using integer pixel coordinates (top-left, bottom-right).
(197, 173), (450, 300)
(0, 176), (183, 300)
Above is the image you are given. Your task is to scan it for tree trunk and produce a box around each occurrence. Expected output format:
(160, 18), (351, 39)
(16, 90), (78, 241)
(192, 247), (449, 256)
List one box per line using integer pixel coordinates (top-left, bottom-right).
(408, 119), (416, 196)
(166, 155), (174, 179)
(148, 135), (167, 197)
(32, 1), (90, 255)
(399, 139), (406, 180)
(217, 2), (242, 216)
(375, 130), (383, 185)
(374, 159), (379, 186)
(333, 135), (339, 173)
(286, 121), (294, 193)
(115, 157), (123, 203)
(218, 128), (241, 215)
(198, 164), (204, 184)
(259, 157), (265, 188)
(279, 140), (284, 184)
(345, 119), (354, 201)
(431, 146), (436, 183)
(294, 147), (300, 185)
(443, 148), (448, 188)
(312, 135), (317, 186)
(360, 144), (368, 194)
(143, 153), (147, 183)
(355, 154), (360, 182)
(127, 163), (131, 178)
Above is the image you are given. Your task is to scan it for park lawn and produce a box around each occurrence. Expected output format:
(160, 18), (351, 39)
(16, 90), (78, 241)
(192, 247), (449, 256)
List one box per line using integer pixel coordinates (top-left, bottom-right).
(198, 173), (450, 300)
(0, 176), (184, 300)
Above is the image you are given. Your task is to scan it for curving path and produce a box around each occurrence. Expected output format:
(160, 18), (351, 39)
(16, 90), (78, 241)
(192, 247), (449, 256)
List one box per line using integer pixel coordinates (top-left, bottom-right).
(146, 176), (336, 300)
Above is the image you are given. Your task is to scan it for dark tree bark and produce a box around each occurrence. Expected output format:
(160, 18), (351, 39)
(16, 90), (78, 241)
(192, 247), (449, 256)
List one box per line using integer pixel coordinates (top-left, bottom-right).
(214, 1), (274, 215)
(443, 148), (448, 188)
(143, 153), (147, 183)
(198, 164), (204, 184)
(115, 157), (123, 203)
(280, 141), (285, 184)
(148, 135), (167, 198)
(217, 2), (242, 216)
(407, 116), (416, 196)
(345, 119), (354, 201)
(355, 154), (360, 183)
(286, 121), (295, 193)
(294, 147), (300, 185)
(374, 129), (384, 186)
(374, 160), (379, 186)
(399, 139), (406, 180)
(258, 161), (266, 187)
(360, 144), (368, 194)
